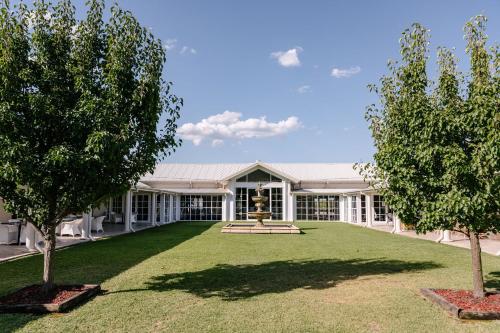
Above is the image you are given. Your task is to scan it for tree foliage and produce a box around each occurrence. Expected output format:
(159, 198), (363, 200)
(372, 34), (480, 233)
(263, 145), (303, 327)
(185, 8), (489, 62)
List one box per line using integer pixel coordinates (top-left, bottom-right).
(365, 16), (498, 296)
(366, 16), (498, 234)
(0, 0), (181, 290)
(0, 0), (181, 228)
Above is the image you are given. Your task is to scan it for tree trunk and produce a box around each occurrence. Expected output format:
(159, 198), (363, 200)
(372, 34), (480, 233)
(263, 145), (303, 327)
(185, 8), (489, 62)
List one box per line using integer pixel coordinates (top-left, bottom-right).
(41, 223), (57, 294)
(469, 231), (485, 298)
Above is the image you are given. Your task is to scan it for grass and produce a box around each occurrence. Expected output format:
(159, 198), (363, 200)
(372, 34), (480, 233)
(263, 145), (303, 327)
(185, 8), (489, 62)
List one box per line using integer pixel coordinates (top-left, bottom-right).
(1, 222), (500, 333)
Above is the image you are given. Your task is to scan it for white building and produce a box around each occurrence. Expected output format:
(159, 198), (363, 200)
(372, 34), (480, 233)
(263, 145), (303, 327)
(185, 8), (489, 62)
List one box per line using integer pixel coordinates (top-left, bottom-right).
(120, 161), (389, 226)
(1, 161), (396, 251)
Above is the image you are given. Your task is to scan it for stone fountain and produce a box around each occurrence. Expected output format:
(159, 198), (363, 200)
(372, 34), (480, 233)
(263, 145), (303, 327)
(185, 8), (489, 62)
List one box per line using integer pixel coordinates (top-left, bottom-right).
(222, 183), (300, 234)
(247, 183), (272, 228)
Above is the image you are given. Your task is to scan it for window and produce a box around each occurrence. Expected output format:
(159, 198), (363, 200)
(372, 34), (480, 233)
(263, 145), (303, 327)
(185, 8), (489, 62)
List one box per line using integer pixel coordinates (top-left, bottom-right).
(235, 169), (282, 182)
(351, 196), (358, 223)
(373, 195), (386, 222)
(134, 194), (150, 222)
(172, 197), (177, 221)
(361, 195), (366, 222)
(296, 196), (307, 220)
(236, 187), (283, 221)
(343, 196), (348, 221)
(317, 196), (329, 221)
(156, 195), (161, 222)
(295, 195), (340, 221)
(164, 195), (170, 223)
(112, 196), (123, 214)
(329, 196), (340, 221)
(236, 188), (248, 220)
(180, 195), (222, 221)
(271, 188), (283, 220)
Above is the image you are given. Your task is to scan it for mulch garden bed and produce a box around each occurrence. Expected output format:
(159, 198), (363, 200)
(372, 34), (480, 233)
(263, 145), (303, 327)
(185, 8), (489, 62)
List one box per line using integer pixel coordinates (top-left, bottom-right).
(0, 284), (100, 314)
(421, 288), (500, 320)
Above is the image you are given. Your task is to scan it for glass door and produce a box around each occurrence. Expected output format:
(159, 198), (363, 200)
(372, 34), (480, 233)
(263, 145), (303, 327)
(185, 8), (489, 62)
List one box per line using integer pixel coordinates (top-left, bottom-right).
(235, 187), (282, 221)
(248, 188), (270, 216)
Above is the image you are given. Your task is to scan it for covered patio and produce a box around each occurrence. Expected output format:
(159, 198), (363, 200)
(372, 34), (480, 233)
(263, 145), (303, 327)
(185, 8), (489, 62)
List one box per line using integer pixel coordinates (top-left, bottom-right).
(0, 185), (179, 262)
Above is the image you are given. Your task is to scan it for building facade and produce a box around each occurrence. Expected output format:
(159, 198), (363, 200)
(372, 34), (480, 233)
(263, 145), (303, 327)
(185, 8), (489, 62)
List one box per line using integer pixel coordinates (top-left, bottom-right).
(119, 161), (391, 226)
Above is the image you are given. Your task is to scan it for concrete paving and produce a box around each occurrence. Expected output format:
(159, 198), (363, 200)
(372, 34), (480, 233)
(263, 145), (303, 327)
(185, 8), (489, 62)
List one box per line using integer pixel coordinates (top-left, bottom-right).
(369, 223), (500, 256)
(0, 222), (154, 262)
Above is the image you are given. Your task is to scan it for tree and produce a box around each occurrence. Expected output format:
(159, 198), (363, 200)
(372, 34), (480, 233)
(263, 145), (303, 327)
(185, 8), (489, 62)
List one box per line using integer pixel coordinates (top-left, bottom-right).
(0, 0), (181, 293)
(365, 16), (499, 298)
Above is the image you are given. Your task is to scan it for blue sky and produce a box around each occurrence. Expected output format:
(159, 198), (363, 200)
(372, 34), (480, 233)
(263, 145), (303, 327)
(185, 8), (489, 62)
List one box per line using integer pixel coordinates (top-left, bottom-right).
(76, 1), (499, 163)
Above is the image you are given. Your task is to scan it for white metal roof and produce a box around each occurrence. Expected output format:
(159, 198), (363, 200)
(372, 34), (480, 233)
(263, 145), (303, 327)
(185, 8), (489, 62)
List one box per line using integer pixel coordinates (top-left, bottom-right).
(141, 162), (365, 182)
(292, 188), (369, 195)
(165, 188), (230, 195)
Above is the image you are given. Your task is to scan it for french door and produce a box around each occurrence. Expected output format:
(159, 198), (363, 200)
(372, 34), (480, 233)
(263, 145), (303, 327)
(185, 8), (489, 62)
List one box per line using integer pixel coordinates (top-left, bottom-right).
(235, 187), (282, 220)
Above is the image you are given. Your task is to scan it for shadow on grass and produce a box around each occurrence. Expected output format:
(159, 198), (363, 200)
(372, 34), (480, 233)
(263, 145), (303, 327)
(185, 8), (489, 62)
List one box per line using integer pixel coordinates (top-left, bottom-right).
(111, 258), (441, 301)
(485, 271), (500, 290)
(0, 222), (214, 332)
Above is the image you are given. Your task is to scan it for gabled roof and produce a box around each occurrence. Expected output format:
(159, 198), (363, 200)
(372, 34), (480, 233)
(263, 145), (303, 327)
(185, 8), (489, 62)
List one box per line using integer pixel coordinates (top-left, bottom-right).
(141, 162), (365, 183)
(222, 162), (298, 182)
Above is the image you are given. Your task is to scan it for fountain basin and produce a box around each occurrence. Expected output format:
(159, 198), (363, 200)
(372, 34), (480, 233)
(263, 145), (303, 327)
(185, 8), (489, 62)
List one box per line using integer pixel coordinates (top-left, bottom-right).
(247, 211), (272, 220)
(221, 223), (301, 234)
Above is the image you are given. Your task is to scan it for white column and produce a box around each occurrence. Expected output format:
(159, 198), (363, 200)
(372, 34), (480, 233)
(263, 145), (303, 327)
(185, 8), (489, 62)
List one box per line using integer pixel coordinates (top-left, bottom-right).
(346, 196), (351, 223)
(222, 195), (228, 221)
(159, 193), (166, 225)
(282, 181), (288, 221)
(108, 198), (113, 221)
(291, 195), (297, 221)
(366, 194), (373, 227)
(283, 181), (293, 222)
(151, 193), (157, 226)
(175, 196), (181, 221)
(442, 230), (453, 242)
(24, 222), (37, 251)
(169, 194), (174, 222)
(228, 183), (235, 221)
(340, 196), (344, 222)
(82, 207), (92, 239)
(124, 191), (132, 232)
(340, 195), (349, 222)
(356, 195), (362, 224)
(392, 214), (402, 233)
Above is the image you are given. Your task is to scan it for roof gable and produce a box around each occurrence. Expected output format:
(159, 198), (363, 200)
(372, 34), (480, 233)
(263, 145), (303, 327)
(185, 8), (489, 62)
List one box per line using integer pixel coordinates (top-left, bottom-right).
(223, 162), (297, 182)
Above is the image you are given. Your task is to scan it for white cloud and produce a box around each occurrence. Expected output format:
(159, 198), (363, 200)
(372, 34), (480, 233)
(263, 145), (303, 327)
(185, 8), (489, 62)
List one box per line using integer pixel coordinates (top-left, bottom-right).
(330, 66), (361, 78)
(178, 111), (301, 146)
(211, 139), (224, 147)
(297, 85), (311, 94)
(180, 46), (197, 55)
(164, 38), (177, 51)
(271, 47), (302, 67)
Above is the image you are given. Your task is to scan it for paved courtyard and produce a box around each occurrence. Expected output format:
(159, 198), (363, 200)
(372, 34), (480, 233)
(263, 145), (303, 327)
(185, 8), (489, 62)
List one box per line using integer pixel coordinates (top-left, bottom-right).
(0, 223), (153, 262)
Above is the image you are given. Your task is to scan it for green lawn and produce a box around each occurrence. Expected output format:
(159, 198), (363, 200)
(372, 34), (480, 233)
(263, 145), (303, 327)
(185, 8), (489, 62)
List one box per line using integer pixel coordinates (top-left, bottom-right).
(1, 222), (500, 333)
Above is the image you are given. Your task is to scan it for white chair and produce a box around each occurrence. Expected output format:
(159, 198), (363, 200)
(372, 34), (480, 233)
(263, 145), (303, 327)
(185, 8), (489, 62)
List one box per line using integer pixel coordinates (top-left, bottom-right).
(131, 213), (137, 224)
(112, 213), (123, 224)
(60, 218), (83, 237)
(91, 216), (105, 233)
(0, 224), (18, 244)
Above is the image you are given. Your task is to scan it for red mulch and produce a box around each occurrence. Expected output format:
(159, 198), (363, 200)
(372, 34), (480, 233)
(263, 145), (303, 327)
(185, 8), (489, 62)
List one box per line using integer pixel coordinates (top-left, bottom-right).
(0, 285), (89, 305)
(435, 289), (500, 312)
